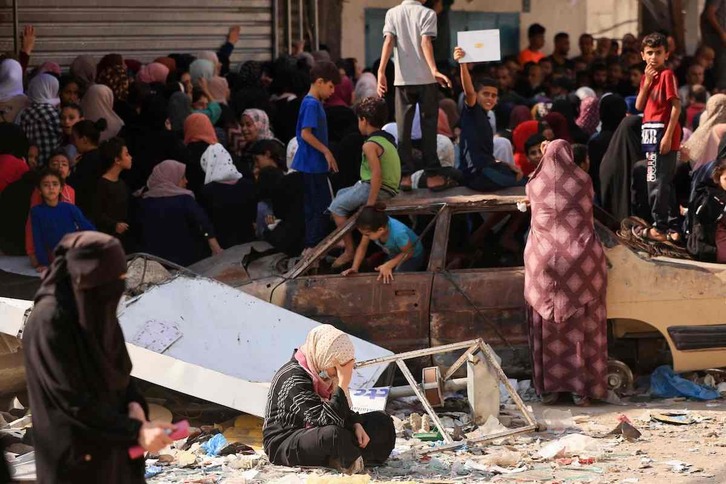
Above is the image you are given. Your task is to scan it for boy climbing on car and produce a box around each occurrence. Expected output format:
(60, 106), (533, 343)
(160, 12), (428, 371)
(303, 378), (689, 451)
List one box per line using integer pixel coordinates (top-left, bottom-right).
(328, 97), (401, 270)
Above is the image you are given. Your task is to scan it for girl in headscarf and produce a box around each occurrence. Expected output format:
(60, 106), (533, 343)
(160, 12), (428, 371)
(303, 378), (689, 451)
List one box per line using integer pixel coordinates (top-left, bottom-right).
(69, 55), (97, 93)
(543, 112), (573, 143)
(508, 104), (532, 130)
(81, 84), (124, 142)
(599, 115), (643, 221)
(197, 51), (220, 75)
(183, 113), (219, 195)
(136, 63), (170, 85)
(23, 232), (175, 483)
(138, 160), (222, 265)
(96, 65), (129, 103)
(264, 324), (395, 475)
(576, 96), (600, 137)
(588, 94), (627, 201)
(682, 94), (726, 169)
(153, 57), (177, 74)
(551, 99), (589, 144)
(0, 59), (29, 123)
(168, 91), (192, 136)
(199, 143), (256, 247)
(189, 59), (215, 85)
(207, 76), (230, 104)
(524, 140), (608, 405)
(233, 109), (277, 169)
(96, 53), (124, 74)
(20, 74), (62, 166)
(354, 72), (378, 103)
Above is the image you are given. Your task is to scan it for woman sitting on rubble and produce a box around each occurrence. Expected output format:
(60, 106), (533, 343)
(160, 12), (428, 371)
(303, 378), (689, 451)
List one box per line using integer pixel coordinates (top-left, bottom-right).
(23, 232), (175, 482)
(263, 324), (395, 475)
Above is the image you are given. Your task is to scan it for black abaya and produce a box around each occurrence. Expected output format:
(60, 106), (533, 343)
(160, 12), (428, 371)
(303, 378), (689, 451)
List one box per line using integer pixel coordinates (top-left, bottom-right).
(23, 232), (148, 484)
(599, 116), (643, 221)
(588, 95), (627, 203)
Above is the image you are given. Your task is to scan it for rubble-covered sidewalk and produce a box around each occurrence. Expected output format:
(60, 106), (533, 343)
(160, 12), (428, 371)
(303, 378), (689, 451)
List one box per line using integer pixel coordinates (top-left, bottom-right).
(9, 397), (720, 483)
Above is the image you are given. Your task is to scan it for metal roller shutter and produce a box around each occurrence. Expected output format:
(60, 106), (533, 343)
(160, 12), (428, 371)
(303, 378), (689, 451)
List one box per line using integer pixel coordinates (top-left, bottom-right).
(0, 0), (273, 68)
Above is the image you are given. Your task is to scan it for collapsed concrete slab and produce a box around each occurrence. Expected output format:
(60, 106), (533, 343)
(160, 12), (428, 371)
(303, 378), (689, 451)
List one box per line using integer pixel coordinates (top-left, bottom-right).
(0, 274), (393, 417)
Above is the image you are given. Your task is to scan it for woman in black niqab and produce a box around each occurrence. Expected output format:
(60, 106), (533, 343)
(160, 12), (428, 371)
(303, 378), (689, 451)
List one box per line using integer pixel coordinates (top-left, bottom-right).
(599, 115), (643, 221)
(23, 231), (173, 483)
(588, 94), (627, 202)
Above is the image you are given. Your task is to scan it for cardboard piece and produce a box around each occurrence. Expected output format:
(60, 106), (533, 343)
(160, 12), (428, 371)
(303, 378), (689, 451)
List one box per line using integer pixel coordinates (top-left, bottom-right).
(456, 30), (501, 63)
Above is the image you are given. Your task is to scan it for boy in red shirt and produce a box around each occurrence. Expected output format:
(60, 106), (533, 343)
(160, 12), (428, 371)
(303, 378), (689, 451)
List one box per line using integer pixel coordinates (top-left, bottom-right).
(635, 32), (682, 243)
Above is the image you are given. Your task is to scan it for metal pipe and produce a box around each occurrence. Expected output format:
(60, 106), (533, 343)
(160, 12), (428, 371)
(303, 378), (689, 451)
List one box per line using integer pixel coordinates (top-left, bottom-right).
(354, 339), (480, 368)
(12, 0), (19, 56)
(286, 0), (292, 55)
(298, 0), (304, 42)
(313, 0), (319, 51)
(388, 377), (468, 399)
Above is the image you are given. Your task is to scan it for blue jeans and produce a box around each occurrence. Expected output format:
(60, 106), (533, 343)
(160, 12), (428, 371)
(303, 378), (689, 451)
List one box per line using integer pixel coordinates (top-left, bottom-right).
(302, 173), (332, 247)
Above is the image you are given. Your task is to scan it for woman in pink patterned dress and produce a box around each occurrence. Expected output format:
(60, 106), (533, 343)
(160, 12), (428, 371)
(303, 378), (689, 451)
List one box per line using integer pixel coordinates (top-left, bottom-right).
(524, 139), (608, 405)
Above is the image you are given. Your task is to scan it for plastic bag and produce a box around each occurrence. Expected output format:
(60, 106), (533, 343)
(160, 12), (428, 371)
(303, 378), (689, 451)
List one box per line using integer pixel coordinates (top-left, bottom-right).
(542, 409), (576, 434)
(537, 434), (604, 459)
(201, 433), (229, 456)
(650, 366), (720, 401)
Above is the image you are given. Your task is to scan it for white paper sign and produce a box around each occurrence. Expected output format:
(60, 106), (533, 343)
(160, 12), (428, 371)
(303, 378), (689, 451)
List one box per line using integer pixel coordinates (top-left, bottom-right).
(350, 387), (390, 414)
(457, 30), (501, 63)
(131, 320), (183, 354)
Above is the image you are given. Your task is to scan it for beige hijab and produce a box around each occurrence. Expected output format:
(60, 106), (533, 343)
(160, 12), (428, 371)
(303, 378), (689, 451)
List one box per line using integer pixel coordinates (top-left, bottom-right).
(297, 325), (355, 401)
(683, 94), (726, 169)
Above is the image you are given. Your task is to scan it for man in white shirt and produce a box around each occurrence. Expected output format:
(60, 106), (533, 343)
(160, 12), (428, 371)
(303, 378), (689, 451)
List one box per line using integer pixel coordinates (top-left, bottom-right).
(377, 0), (451, 172)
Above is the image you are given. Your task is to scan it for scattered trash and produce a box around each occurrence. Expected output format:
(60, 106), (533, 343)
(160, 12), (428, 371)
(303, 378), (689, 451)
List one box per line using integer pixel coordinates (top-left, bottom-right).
(464, 415), (507, 440)
(650, 366), (720, 401)
(542, 408), (576, 434)
(651, 411), (695, 426)
(537, 434), (605, 460)
(144, 465), (164, 479)
(201, 433), (229, 456)
(718, 382), (726, 393)
(608, 415), (641, 441)
(663, 460), (691, 473)
(478, 450), (522, 467)
(639, 457), (654, 469)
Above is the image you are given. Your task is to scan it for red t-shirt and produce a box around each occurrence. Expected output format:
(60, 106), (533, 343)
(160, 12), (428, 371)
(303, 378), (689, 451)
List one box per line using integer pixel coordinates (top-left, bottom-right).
(640, 68), (681, 150)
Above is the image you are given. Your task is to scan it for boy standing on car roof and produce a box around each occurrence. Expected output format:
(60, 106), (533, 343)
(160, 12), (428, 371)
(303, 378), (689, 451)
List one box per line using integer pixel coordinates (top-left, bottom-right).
(454, 46), (524, 192)
(635, 32), (682, 244)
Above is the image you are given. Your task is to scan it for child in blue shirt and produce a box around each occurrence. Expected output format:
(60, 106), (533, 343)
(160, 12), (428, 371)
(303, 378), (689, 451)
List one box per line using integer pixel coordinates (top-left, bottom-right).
(291, 61), (341, 248)
(342, 204), (424, 284)
(30, 168), (95, 271)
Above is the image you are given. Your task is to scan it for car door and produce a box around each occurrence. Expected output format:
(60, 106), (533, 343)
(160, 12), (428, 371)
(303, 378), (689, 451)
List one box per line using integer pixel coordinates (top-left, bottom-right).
(270, 209), (435, 356)
(429, 210), (529, 374)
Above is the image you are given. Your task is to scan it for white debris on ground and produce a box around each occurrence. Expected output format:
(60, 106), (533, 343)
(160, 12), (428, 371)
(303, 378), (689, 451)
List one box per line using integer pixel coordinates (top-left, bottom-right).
(127, 396), (726, 484)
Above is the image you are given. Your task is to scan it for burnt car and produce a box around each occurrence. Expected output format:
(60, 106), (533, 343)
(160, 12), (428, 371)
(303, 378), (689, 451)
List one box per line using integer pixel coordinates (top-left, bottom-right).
(189, 187), (726, 386)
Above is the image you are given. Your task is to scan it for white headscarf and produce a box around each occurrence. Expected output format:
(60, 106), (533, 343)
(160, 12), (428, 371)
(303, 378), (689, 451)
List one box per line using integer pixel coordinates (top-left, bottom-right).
(286, 137), (298, 171)
(190, 59), (215, 84)
(27, 73), (60, 106)
(354, 73), (378, 101)
(80, 84), (124, 142)
(575, 87), (597, 101)
(0, 59), (23, 102)
(200, 143), (242, 185)
(683, 94), (726, 169)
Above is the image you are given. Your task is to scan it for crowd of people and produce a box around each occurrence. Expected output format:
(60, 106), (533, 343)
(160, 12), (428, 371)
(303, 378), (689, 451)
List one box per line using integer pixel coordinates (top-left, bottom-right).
(6, 0), (726, 478)
(1, 13), (725, 276)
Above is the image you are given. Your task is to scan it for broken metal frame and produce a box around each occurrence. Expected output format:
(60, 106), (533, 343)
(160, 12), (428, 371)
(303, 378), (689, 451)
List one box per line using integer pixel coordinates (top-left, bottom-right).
(355, 338), (538, 451)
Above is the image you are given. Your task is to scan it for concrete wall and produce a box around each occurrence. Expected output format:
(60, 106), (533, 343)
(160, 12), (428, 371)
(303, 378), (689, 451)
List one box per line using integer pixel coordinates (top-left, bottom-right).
(341, 0), (640, 65)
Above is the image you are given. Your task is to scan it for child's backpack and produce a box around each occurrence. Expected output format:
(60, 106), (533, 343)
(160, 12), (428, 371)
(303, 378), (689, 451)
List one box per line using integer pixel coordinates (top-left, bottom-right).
(686, 185), (726, 262)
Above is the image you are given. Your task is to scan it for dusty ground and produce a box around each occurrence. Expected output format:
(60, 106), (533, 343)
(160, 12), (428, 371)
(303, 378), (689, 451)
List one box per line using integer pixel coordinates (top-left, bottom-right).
(144, 397), (726, 483)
